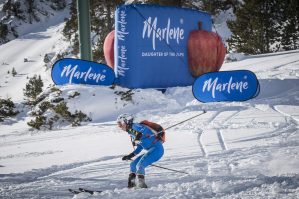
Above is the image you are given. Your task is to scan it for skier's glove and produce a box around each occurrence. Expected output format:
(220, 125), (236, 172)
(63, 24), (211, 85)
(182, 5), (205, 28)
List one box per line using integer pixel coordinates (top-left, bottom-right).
(133, 139), (141, 145)
(122, 152), (135, 161)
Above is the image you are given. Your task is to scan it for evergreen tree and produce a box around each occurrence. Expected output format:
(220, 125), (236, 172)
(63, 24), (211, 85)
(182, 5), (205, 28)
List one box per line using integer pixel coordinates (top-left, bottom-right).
(63, 0), (124, 61)
(26, 0), (39, 23)
(12, 67), (17, 76)
(228, 0), (298, 54)
(63, 0), (78, 41)
(201, 0), (239, 15)
(90, 0), (123, 61)
(279, 0), (299, 50)
(23, 75), (44, 102)
(2, 0), (24, 20)
(0, 22), (8, 39)
(50, 0), (67, 10)
(1, 0), (67, 44)
(142, 0), (183, 7)
(0, 98), (19, 122)
(227, 0), (281, 54)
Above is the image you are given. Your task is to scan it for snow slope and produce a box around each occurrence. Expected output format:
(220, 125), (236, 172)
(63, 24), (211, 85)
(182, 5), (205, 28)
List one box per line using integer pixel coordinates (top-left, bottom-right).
(0, 11), (299, 199)
(0, 6), (70, 102)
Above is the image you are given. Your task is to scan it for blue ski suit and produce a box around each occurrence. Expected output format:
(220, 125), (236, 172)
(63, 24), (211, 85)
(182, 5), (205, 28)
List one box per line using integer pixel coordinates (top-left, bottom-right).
(127, 123), (164, 175)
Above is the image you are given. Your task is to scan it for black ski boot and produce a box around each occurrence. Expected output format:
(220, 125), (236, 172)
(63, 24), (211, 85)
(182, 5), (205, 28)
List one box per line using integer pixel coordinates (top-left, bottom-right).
(128, 173), (136, 188)
(137, 174), (148, 188)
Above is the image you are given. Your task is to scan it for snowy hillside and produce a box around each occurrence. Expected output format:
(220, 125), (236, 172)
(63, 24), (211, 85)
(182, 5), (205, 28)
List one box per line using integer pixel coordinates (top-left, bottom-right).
(0, 0), (68, 44)
(1, 4), (299, 199)
(0, 4), (70, 102)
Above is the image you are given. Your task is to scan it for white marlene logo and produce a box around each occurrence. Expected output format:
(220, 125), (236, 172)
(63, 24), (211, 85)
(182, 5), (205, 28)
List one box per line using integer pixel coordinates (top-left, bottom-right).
(202, 76), (249, 99)
(142, 17), (184, 50)
(116, 10), (129, 77)
(61, 64), (106, 83)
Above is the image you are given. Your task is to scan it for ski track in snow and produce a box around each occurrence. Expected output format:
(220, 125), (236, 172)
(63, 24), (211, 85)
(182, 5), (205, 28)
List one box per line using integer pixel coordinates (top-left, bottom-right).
(1, 103), (299, 199)
(2, 85), (298, 198)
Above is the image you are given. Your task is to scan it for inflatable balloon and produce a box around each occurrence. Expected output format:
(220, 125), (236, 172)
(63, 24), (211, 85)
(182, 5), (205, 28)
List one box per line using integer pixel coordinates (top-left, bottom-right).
(188, 23), (226, 77)
(103, 30), (115, 68)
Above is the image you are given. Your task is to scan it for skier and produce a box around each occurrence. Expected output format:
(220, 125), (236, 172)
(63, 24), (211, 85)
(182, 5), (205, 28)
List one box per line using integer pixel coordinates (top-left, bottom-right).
(117, 113), (165, 188)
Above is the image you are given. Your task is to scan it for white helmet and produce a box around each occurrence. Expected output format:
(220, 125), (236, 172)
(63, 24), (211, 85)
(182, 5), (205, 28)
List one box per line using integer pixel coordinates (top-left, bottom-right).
(117, 113), (134, 126)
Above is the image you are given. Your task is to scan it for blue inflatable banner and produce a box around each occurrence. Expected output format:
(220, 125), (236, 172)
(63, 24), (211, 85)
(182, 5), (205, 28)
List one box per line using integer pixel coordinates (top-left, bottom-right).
(192, 70), (260, 102)
(51, 58), (115, 86)
(114, 4), (212, 88)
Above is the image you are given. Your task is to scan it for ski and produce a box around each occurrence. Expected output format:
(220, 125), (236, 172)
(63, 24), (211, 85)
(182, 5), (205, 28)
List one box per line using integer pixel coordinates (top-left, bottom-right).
(79, 187), (103, 194)
(69, 186), (147, 195)
(68, 188), (102, 195)
(68, 188), (82, 194)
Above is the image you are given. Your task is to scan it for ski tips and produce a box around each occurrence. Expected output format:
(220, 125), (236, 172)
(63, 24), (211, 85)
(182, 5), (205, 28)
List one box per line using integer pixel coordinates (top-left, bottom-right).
(68, 189), (81, 194)
(68, 188), (102, 195)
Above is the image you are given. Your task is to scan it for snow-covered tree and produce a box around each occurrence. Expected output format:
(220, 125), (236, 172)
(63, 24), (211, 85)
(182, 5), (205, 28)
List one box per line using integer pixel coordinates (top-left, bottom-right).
(12, 67), (17, 76)
(228, 0), (299, 54)
(23, 75), (44, 103)
(0, 98), (19, 122)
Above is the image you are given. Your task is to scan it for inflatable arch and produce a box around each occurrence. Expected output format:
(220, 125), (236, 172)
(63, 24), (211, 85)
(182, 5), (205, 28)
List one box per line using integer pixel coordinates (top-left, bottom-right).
(114, 4), (212, 89)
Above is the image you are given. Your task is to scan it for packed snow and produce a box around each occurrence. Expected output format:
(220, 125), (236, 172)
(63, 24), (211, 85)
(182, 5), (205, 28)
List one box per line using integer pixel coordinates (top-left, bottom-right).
(0, 5), (299, 199)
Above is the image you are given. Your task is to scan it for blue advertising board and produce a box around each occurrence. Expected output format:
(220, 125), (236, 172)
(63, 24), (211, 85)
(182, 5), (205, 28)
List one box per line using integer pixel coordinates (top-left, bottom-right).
(192, 70), (260, 102)
(114, 4), (212, 88)
(52, 58), (115, 86)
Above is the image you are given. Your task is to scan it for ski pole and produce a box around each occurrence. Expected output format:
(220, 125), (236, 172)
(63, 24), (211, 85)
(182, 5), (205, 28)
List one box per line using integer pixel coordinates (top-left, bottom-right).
(148, 110), (207, 136)
(127, 159), (189, 175)
(163, 110), (207, 131)
(131, 110), (207, 148)
(149, 163), (189, 174)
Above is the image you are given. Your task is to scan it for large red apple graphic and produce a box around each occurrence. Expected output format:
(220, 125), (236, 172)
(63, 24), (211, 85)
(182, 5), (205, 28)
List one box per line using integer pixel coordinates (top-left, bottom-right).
(103, 30), (115, 68)
(187, 23), (226, 77)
